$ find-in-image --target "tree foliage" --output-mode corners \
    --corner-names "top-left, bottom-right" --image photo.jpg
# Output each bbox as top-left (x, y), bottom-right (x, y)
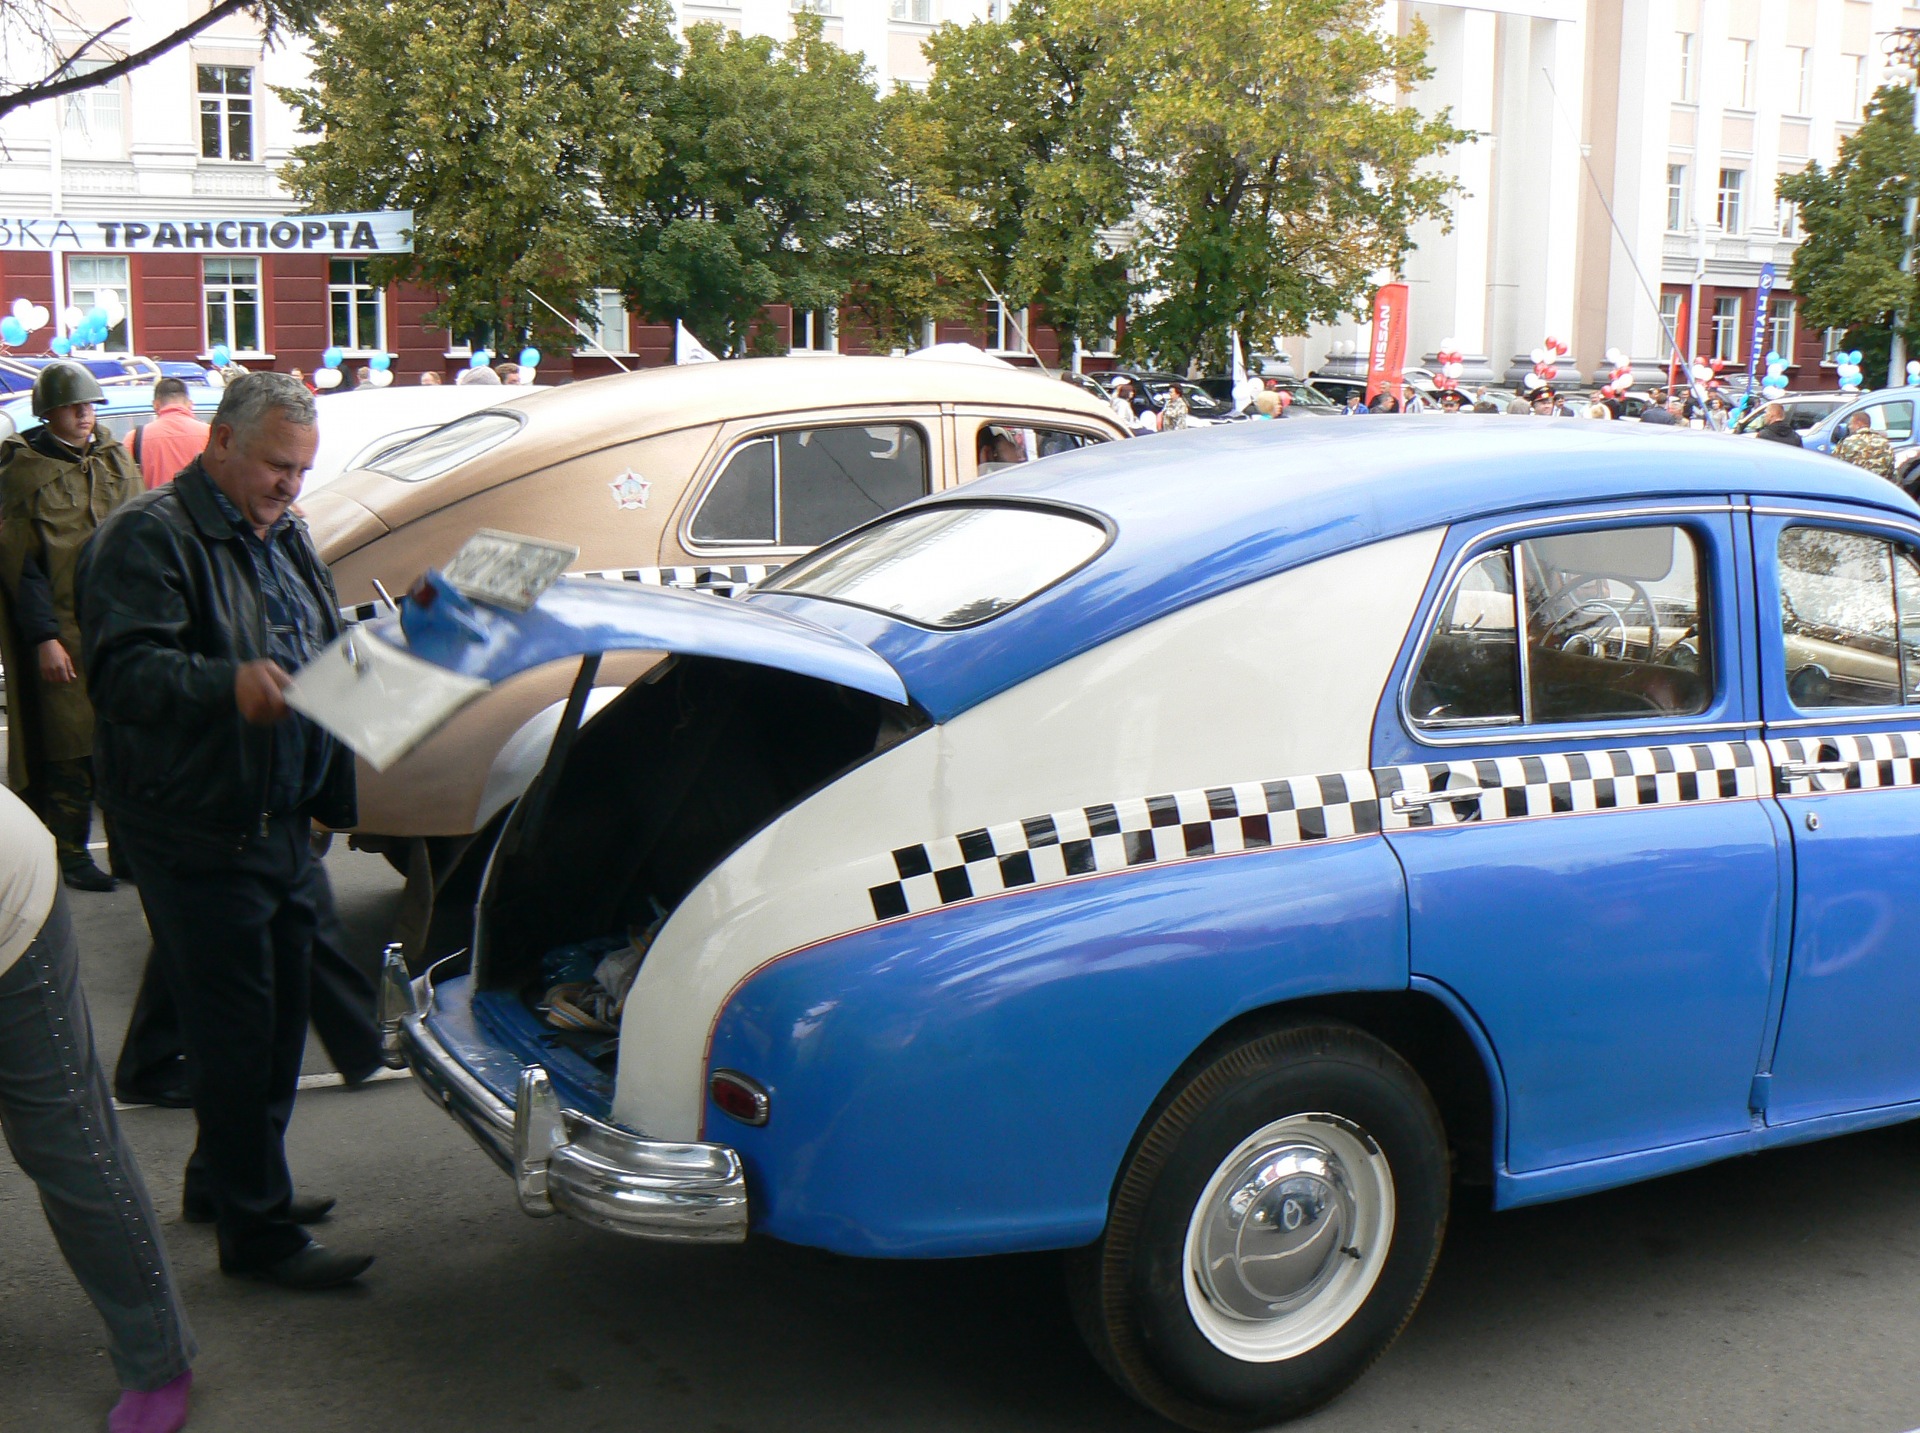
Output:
top-left (923, 0), bottom-right (1462, 369)
top-left (280, 0), bottom-right (675, 348)
top-left (609, 16), bottom-right (884, 354)
top-left (1779, 85), bottom-right (1920, 352)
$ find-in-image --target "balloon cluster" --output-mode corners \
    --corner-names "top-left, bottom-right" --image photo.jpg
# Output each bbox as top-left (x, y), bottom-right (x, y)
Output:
top-left (1523, 335), bottom-right (1567, 392)
top-left (315, 345), bottom-right (346, 390)
top-left (61, 295), bottom-right (124, 350)
top-left (1432, 339), bottom-right (1465, 392)
top-left (517, 346), bottom-right (540, 385)
top-left (1835, 349), bottom-right (1865, 391)
top-left (365, 351), bottom-right (394, 388)
top-left (1761, 351), bottom-right (1792, 400)
top-left (1598, 346), bottom-right (1637, 399)
top-left (1688, 355), bottom-right (1728, 388)
top-left (0, 297), bottom-right (50, 348)
top-left (1907, 359), bottom-right (1920, 388)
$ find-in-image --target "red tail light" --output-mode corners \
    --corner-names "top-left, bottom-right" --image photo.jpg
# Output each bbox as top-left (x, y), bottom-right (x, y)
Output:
top-left (710, 1070), bottom-right (769, 1127)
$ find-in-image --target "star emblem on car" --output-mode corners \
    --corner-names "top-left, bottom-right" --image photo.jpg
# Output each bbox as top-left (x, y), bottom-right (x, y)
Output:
top-left (609, 470), bottom-right (651, 509)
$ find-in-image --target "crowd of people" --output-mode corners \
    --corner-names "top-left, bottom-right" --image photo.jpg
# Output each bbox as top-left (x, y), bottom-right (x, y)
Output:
top-left (2, 364), bottom-right (382, 1433)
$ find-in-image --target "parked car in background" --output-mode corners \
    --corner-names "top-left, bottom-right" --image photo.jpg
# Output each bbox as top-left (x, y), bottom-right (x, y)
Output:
top-left (0, 382), bottom-right (222, 447)
top-left (355, 417), bottom-right (1920, 1428)
top-left (1795, 388), bottom-right (1919, 485)
top-left (303, 385), bottom-right (511, 493)
top-left (1091, 368), bottom-right (1233, 421)
top-left (300, 356), bottom-right (1128, 954)
top-left (1731, 391), bottom-right (1849, 437)
top-left (1307, 368), bottom-right (1442, 409)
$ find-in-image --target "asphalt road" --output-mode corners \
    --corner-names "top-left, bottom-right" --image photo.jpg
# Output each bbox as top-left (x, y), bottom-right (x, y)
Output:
top-left (6, 846), bottom-right (1920, 1433)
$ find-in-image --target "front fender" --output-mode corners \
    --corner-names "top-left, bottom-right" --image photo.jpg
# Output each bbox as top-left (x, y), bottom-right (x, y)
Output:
top-left (705, 836), bottom-right (1409, 1257)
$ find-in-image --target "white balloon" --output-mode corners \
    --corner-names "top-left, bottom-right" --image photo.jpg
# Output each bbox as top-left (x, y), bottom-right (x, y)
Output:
top-left (1523, 373), bottom-right (1546, 390)
top-left (1529, 347), bottom-right (1549, 365)
top-left (313, 367), bottom-right (342, 389)
top-left (102, 294), bottom-right (126, 325)
top-left (366, 368), bottom-right (394, 388)
top-left (62, 305), bottom-right (84, 329)
top-left (1689, 362), bottom-right (1714, 383)
top-left (25, 305), bottom-right (48, 332)
top-left (516, 365), bottom-right (537, 385)
top-left (9, 297), bottom-right (29, 321)
top-left (1443, 361), bottom-right (1464, 379)
top-left (1439, 337), bottom-right (1459, 354)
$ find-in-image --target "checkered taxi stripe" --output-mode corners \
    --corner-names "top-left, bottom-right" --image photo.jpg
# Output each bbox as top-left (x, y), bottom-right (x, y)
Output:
top-left (1768, 731), bottom-right (1920, 792)
top-left (339, 563), bottom-right (782, 623)
top-left (864, 740), bottom-right (1772, 922)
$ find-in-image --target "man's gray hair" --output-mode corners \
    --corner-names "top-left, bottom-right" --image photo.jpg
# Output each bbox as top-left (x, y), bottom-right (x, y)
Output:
top-left (212, 371), bottom-right (316, 437)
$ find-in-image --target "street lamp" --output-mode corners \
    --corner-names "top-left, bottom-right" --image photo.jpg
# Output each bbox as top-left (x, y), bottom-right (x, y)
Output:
top-left (1884, 27), bottom-right (1920, 387)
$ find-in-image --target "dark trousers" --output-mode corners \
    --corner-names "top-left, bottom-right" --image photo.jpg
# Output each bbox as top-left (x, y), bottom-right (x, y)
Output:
top-left (37, 755), bottom-right (95, 868)
top-left (0, 889), bottom-right (197, 1389)
top-left (116, 861), bottom-right (382, 1098)
top-left (118, 814), bottom-right (321, 1271)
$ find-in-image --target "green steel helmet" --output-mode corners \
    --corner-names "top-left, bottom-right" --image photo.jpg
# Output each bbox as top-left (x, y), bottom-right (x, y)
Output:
top-left (31, 360), bottom-right (105, 418)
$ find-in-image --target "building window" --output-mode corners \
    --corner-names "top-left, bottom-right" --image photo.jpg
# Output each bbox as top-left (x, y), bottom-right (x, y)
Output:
top-left (197, 65), bottom-right (254, 162)
top-left (62, 58), bottom-right (122, 160)
top-left (890, 0), bottom-right (932, 17)
top-left (1084, 316), bottom-right (1120, 357)
top-left (1824, 326), bottom-right (1847, 362)
top-left (1716, 168), bottom-right (1745, 232)
top-left (1790, 46), bottom-right (1813, 115)
top-left (67, 257), bottom-right (131, 353)
top-left (1847, 54), bottom-right (1869, 116)
top-left (1676, 32), bottom-right (1697, 101)
top-left (203, 257), bottom-right (261, 354)
top-left (1659, 292), bottom-right (1684, 361)
top-left (991, 300), bottom-right (1028, 354)
top-left (1666, 164), bottom-right (1688, 231)
top-left (1726, 39), bottom-right (1754, 108)
top-left (794, 307), bottom-right (836, 352)
top-left (576, 289), bottom-right (628, 353)
top-left (1712, 296), bottom-right (1742, 363)
top-left (1777, 193), bottom-right (1800, 240)
top-left (791, 0), bottom-right (837, 12)
top-left (328, 259), bottom-right (384, 352)
top-left (1768, 298), bottom-right (1797, 359)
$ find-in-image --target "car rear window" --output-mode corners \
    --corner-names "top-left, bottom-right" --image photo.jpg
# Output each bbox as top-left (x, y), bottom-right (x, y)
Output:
top-left (371, 411), bottom-right (523, 482)
top-left (760, 503), bottom-right (1107, 628)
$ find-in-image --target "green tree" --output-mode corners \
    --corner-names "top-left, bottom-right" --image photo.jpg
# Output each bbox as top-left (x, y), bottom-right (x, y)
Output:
top-left (833, 89), bottom-right (979, 352)
top-left (1779, 85), bottom-right (1920, 368)
top-left (611, 16), bottom-right (884, 354)
top-left (279, 0), bottom-right (674, 350)
top-left (922, 8), bottom-right (1133, 351)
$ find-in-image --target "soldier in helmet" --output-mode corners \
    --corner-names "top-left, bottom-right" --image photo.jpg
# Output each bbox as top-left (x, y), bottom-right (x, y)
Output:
top-left (0, 360), bottom-right (142, 890)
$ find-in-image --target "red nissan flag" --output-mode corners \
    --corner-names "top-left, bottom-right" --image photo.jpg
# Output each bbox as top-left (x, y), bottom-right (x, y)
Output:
top-left (1363, 283), bottom-right (1410, 405)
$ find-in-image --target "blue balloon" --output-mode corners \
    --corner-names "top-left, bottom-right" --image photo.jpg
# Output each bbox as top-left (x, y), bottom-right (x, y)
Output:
top-left (518, 347), bottom-right (541, 369)
top-left (468, 350), bottom-right (491, 369)
top-left (0, 316), bottom-right (25, 346)
top-left (49, 336), bottom-right (70, 356)
top-left (210, 343), bottom-right (232, 367)
top-left (322, 345), bottom-right (345, 369)
top-left (368, 351), bottom-right (392, 371)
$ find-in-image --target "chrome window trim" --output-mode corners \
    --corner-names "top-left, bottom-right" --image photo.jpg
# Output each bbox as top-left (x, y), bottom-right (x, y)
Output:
top-left (1400, 504), bottom-right (1739, 750)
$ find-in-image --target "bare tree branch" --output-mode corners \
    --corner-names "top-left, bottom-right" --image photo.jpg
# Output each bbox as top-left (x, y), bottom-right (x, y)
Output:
top-left (0, 0), bottom-right (252, 123)
top-left (44, 19), bottom-right (132, 82)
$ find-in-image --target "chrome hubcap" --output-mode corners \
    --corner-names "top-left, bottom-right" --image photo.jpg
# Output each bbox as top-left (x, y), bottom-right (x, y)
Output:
top-left (1183, 1114), bottom-right (1394, 1362)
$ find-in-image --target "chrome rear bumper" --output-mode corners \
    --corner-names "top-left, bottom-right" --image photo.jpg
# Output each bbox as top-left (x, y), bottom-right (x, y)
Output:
top-left (387, 951), bottom-right (748, 1244)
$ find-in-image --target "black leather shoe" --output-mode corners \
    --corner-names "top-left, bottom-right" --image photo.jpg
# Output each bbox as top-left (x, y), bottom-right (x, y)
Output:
top-left (235, 1242), bottom-right (374, 1290)
top-left (184, 1193), bottom-right (335, 1226)
top-left (62, 860), bottom-right (116, 893)
top-left (114, 1082), bottom-right (194, 1110)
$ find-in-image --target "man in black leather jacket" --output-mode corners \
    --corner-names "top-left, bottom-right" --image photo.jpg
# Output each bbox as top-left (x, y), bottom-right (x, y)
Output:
top-left (77, 372), bottom-right (374, 1291)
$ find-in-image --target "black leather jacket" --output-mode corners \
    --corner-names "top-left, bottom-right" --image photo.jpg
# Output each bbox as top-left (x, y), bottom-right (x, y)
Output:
top-left (77, 460), bottom-right (356, 849)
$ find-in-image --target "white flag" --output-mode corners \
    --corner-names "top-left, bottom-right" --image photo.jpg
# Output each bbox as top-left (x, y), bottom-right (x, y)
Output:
top-left (675, 320), bottom-right (719, 365)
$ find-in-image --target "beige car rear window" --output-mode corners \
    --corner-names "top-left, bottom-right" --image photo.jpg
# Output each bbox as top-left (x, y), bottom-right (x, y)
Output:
top-left (371, 411), bottom-right (525, 483)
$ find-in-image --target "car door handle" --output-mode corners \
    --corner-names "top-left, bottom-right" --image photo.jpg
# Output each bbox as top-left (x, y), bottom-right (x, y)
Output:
top-left (1390, 786), bottom-right (1488, 812)
top-left (1776, 760), bottom-right (1853, 782)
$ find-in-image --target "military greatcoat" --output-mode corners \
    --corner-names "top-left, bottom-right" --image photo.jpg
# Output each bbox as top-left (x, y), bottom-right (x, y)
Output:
top-left (0, 427), bottom-right (142, 790)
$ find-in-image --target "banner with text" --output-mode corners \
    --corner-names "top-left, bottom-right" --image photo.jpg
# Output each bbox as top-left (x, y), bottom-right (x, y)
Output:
top-left (0, 210), bottom-right (413, 255)
top-left (1363, 282), bottom-right (1410, 405)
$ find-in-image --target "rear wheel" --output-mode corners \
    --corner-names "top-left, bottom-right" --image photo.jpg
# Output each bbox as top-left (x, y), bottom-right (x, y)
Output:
top-left (1068, 1023), bottom-right (1449, 1430)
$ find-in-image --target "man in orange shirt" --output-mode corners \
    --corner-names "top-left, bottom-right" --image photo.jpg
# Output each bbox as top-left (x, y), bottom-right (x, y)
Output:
top-left (132, 379), bottom-right (209, 490)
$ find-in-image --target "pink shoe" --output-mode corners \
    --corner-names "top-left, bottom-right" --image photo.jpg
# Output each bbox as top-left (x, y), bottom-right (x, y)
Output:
top-left (109, 1370), bottom-right (192, 1433)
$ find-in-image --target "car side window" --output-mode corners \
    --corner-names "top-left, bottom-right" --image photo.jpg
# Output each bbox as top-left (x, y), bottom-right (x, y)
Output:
top-left (972, 422), bottom-right (1107, 475)
top-left (691, 423), bottom-right (930, 549)
top-left (1863, 402), bottom-right (1916, 442)
top-left (1411, 524), bottom-right (1712, 730)
top-left (1778, 526), bottom-right (1920, 708)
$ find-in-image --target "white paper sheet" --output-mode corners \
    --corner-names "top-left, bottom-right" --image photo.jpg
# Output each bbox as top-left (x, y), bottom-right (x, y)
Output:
top-left (284, 629), bottom-right (491, 772)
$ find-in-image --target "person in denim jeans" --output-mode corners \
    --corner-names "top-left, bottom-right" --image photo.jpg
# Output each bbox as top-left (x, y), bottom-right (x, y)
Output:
top-left (0, 784), bottom-right (196, 1432)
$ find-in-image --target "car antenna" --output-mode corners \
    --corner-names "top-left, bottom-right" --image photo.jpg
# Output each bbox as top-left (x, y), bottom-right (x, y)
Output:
top-left (371, 578), bottom-right (399, 615)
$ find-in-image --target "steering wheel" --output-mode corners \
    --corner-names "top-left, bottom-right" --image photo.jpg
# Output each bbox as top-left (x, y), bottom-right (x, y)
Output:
top-left (1534, 573), bottom-right (1660, 658)
top-left (1539, 599), bottom-right (1631, 659)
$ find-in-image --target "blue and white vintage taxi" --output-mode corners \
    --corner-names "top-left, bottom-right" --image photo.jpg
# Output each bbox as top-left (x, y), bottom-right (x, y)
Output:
top-left (351, 418), bottom-right (1920, 1428)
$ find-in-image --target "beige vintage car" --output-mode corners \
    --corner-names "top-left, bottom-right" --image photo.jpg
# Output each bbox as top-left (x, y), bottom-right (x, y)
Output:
top-left (300, 356), bottom-right (1127, 946)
